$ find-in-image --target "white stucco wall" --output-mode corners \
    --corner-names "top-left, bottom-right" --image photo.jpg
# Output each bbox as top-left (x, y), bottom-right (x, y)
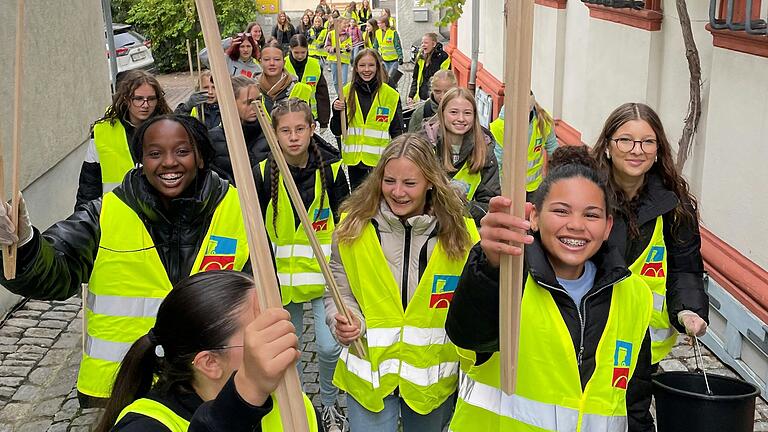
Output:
top-left (531, 5), bottom-right (566, 117)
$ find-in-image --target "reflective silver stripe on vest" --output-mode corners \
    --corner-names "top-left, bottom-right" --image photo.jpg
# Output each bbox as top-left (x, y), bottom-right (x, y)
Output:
top-left (650, 325), bottom-right (676, 342)
top-left (102, 182), bottom-right (121, 195)
top-left (340, 347), bottom-right (458, 389)
top-left (652, 292), bottom-right (665, 312)
top-left (346, 128), bottom-right (390, 140)
top-left (277, 272), bottom-right (326, 287)
top-left (528, 153), bottom-right (542, 169)
top-left (84, 335), bottom-right (133, 363)
top-left (273, 244), bottom-right (332, 260)
top-left (365, 326), bottom-right (450, 348)
top-left (458, 375), bottom-right (580, 432)
top-left (87, 291), bottom-right (163, 318)
top-left (342, 144), bottom-right (387, 158)
top-left (526, 170), bottom-right (541, 185)
top-left (581, 412), bottom-right (628, 431)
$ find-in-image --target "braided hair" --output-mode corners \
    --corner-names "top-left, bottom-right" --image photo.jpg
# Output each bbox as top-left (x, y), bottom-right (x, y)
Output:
top-left (269, 98), bottom-right (328, 238)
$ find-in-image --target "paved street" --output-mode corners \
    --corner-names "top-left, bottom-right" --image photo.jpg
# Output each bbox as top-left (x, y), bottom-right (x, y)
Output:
top-left (0, 67), bottom-right (765, 430)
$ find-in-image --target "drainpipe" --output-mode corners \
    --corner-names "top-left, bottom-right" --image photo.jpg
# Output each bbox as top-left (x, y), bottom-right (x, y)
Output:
top-left (103, 0), bottom-right (118, 93)
top-left (467, 0), bottom-right (480, 92)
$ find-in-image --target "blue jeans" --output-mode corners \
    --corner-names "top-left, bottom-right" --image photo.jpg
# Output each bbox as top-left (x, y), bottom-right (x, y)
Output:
top-left (347, 392), bottom-right (456, 432)
top-left (329, 62), bottom-right (350, 91)
top-left (383, 60), bottom-right (399, 79)
top-left (285, 298), bottom-right (342, 407)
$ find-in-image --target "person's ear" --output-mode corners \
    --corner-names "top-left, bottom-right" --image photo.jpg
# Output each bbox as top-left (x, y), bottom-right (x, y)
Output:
top-left (310, 121), bottom-right (317, 134)
top-left (603, 214), bottom-right (614, 241)
top-left (529, 205), bottom-right (540, 232)
top-left (192, 350), bottom-right (226, 381)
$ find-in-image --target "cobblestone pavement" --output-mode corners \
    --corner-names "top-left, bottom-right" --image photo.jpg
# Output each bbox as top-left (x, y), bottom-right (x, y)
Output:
top-left (1, 70), bottom-right (766, 430)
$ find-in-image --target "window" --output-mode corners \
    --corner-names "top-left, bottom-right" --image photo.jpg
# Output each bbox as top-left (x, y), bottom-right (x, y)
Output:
top-left (582, 0), bottom-right (663, 31)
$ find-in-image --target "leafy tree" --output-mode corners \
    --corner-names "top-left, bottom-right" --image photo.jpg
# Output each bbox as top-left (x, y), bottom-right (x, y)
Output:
top-left (418, 0), bottom-right (466, 27)
top-left (125, 0), bottom-right (258, 72)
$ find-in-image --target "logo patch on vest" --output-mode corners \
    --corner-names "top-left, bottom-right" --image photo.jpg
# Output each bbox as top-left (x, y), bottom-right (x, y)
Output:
top-left (639, 246), bottom-right (665, 278)
top-left (429, 275), bottom-right (459, 308)
top-left (612, 340), bottom-right (633, 390)
top-left (450, 179), bottom-right (471, 197)
top-left (375, 107), bottom-right (391, 122)
top-left (312, 208), bottom-right (331, 232)
top-left (200, 235), bottom-right (237, 271)
top-left (306, 75), bottom-right (318, 87)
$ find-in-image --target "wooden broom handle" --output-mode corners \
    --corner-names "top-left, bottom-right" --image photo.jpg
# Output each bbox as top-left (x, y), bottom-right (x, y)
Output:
top-left (333, 20), bottom-right (348, 142)
top-left (194, 1), bottom-right (308, 430)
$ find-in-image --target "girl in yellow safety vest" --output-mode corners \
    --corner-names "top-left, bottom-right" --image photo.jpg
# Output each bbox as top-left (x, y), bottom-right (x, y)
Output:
top-left (93, 271), bottom-right (319, 431)
top-left (593, 103), bottom-right (708, 430)
top-left (285, 34), bottom-right (331, 130)
top-left (422, 87), bottom-right (501, 226)
top-left (175, 70), bottom-right (222, 131)
top-left (373, 14), bottom-right (403, 79)
top-left (257, 42), bottom-right (314, 117)
top-left (331, 48), bottom-right (404, 189)
top-left (324, 133), bottom-right (479, 432)
top-left (254, 98), bottom-right (351, 432)
top-left (0, 115), bottom-right (251, 408)
top-left (324, 17), bottom-right (353, 91)
top-left (308, 15), bottom-right (329, 65)
top-left (445, 146), bottom-right (655, 432)
top-left (76, 69), bottom-right (172, 209)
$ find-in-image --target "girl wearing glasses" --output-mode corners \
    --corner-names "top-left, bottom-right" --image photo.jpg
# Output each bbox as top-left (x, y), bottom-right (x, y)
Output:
top-left (75, 70), bottom-right (171, 210)
top-left (254, 98), bottom-right (350, 432)
top-left (0, 115), bottom-right (251, 409)
top-left (592, 102), bottom-right (708, 431)
top-left (93, 271), bottom-right (319, 431)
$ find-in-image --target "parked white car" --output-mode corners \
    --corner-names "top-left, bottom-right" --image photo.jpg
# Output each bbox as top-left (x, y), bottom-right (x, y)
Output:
top-left (107, 23), bottom-right (155, 80)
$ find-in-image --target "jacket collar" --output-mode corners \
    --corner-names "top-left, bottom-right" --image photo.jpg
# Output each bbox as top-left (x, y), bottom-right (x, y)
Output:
top-left (634, 171), bottom-right (679, 225)
top-left (525, 234), bottom-right (631, 295)
top-left (374, 200), bottom-right (437, 236)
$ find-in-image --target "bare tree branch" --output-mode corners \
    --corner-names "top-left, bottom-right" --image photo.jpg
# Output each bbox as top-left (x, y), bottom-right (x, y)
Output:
top-left (675, 0), bottom-right (702, 172)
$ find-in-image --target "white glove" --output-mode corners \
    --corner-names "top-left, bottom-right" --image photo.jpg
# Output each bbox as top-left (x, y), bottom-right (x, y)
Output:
top-left (0, 193), bottom-right (32, 247)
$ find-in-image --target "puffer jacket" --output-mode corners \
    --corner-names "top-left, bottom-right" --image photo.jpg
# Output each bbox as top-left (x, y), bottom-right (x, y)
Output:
top-left (209, 121), bottom-right (268, 184)
top-left (254, 134), bottom-right (349, 225)
top-left (0, 168), bottom-right (248, 300)
top-left (422, 119), bottom-right (501, 225)
top-left (608, 171), bottom-right (708, 332)
top-left (406, 95), bottom-right (438, 133)
top-left (324, 201), bottom-right (439, 337)
top-left (445, 238), bottom-right (653, 432)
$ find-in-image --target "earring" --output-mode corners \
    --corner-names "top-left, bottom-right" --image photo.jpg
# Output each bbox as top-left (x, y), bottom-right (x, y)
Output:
top-left (655, 155), bottom-right (658, 162)
top-left (605, 150), bottom-right (611, 160)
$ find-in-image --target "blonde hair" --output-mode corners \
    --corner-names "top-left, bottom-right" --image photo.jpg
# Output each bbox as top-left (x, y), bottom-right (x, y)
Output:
top-left (196, 70), bottom-right (212, 92)
top-left (436, 87), bottom-right (487, 174)
top-left (531, 94), bottom-right (554, 139)
top-left (429, 69), bottom-right (457, 90)
top-left (336, 134), bottom-right (472, 260)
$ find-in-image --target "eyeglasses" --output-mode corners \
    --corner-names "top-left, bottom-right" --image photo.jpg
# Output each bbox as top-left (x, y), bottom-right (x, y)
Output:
top-left (208, 344), bottom-right (244, 351)
top-left (130, 96), bottom-right (159, 107)
top-left (277, 126), bottom-right (310, 137)
top-left (610, 137), bottom-right (658, 153)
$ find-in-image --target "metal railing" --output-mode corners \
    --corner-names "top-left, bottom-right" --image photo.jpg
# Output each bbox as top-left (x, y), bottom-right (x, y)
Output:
top-left (581, 0), bottom-right (646, 9)
top-left (709, 0), bottom-right (767, 34)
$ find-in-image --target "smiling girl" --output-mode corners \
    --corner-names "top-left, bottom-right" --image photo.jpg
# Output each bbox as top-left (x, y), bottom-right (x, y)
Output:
top-left (0, 115), bottom-right (250, 408)
top-left (446, 146), bottom-right (653, 431)
top-left (254, 98), bottom-right (350, 432)
top-left (422, 87), bottom-right (500, 225)
top-left (324, 133), bottom-right (478, 432)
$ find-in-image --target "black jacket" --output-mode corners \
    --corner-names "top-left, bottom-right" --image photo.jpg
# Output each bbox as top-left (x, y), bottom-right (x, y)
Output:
top-left (272, 24), bottom-right (297, 46)
top-left (113, 375), bottom-right (274, 431)
top-left (409, 44), bottom-right (450, 101)
top-left (330, 78), bottom-right (404, 141)
top-left (209, 121), bottom-right (269, 184)
top-left (607, 171), bottom-right (708, 333)
top-left (287, 56), bottom-right (332, 128)
top-left (446, 239), bottom-right (653, 432)
top-left (0, 169), bottom-right (248, 300)
top-left (254, 134), bottom-right (349, 226)
top-left (76, 117), bottom-right (137, 211)
top-left (175, 102), bottom-right (223, 131)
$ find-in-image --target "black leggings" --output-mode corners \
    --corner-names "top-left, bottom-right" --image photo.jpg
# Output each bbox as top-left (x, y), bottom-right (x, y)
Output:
top-left (348, 164), bottom-right (373, 190)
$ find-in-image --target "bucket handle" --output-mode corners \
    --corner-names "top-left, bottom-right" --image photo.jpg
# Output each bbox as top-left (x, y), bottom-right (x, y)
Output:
top-left (693, 336), bottom-right (714, 396)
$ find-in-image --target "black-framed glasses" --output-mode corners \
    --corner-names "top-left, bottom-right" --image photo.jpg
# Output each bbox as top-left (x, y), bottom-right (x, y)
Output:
top-left (130, 96), bottom-right (159, 107)
top-left (610, 137), bottom-right (658, 153)
top-left (208, 344), bottom-right (244, 351)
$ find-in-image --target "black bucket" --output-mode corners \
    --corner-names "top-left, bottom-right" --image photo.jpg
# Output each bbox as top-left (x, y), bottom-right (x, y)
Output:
top-left (652, 371), bottom-right (760, 432)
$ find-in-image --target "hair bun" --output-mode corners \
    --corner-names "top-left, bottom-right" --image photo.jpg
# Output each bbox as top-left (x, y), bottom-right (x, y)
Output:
top-left (549, 145), bottom-right (598, 171)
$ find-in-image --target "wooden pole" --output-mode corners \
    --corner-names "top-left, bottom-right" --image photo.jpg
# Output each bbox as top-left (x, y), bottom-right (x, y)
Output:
top-left (196, 38), bottom-right (205, 123)
top-left (194, 1), bottom-right (308, 430)
top-left (5, 0), bottom-right (25, 280)
top-left (186, 39), bottom-right (194, 80)
top-left (333, 20), bottom-right (348, 142)
top-left (499, 0), bottom-right (535, 395)
top-left (252, 97), bottom-right (367, 359)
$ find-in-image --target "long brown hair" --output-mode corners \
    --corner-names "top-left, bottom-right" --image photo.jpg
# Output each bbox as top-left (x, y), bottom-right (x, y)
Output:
top-left (268, 98), bottom-right (328, 238)
top-left (97, 70), bottom-right (171, 127)
top-left (592, 102), bottom-right (698, 237)
top-left (531, 93), bottom-right (554, 138)
top-left (336, 134), bottom-right (472, 260)
top-left (345, 49), bottom-right (389, 121)
top-left (435, 87), bottom-right (487, 174)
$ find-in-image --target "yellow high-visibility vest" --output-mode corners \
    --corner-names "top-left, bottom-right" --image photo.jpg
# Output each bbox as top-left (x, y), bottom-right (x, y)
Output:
top-left (490, 115), bottom-right (550, 192)
top-left (375, 28), bottom-right (398, 61)
top-left (449, 273), bottom-right (653, 431)
top-left (326, 30), bottom-right (352, 64)
top-left (284, 56), bottom-right (323, 118)
top-left (308, 27), bottom-right (328, 58)
top-left (450, 161), bottom-right (481, 201)
top-left (78, 187), bottom-right (249, 399)
top-left (413, 56), bottom-right (451, 102)
top-left (341, 82), bottom-right (399, 167)
top-left (93, 120), bottom-right (134, 194)
top-left (629, 216), bottom-right (677, 363)
top-left (333, 218), bottom-right (479, 414)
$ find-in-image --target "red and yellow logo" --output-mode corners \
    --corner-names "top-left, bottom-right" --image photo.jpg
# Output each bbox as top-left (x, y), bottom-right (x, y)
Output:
top-left (199, 235), bottom-right (237, 271)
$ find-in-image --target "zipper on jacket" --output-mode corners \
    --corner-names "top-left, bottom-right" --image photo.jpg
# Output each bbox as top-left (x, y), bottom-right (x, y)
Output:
top-left (539, 274), bottom-right (628, 366)
top-left (401, 225), bottom-right (412, 311)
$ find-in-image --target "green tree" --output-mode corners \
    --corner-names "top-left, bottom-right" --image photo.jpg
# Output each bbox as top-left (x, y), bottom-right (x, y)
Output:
top-left (418, 0), bottom-right (466, 27)
top-left (126, 0), bottom-right (258, 72)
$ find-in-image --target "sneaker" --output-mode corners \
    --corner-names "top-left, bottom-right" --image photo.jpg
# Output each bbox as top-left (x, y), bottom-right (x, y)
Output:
top-left (321, 403), bottom-right (348, 432)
